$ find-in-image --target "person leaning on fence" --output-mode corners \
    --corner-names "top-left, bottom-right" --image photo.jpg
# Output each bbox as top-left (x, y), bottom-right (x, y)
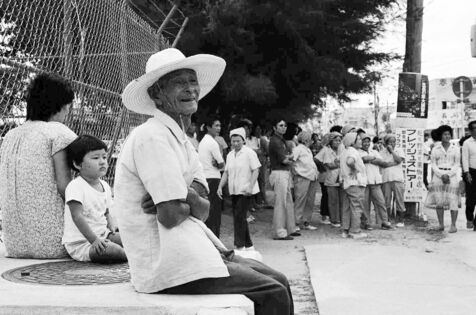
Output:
top-left (198, 116), bottom-right (225, 237)
top-left (292, 131), bottom-right (319, 230)
top-left (425, 125), bottom-right (460, 233)
top-left (113, 48), bottom-right (294, 315)
top-left (358, 134), bottom-right (393, 230)
top-left (63, 135), bottom-right (127, 262)
top-left (340, 132), bottom-right (368, 239)
top-left (380, 134), bottom-right (406, 228)
top-left (0, 73), bottom-right (77, 258)
top-left (218, 127), bottom-right (261, 251)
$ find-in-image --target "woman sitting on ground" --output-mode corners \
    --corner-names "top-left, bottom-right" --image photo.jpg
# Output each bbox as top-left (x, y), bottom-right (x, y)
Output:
top-left (0, 73), bottom-right (77, 258)
top-left (425, 125), bottom-right (460, 233)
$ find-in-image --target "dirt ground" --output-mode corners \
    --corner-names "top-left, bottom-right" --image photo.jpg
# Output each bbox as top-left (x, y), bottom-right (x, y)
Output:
top-left (218, 190), bottom-right (452, 315)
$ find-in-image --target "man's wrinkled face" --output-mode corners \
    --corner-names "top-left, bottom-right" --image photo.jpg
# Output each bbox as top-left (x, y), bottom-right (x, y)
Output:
top-left (151, 69), bottom-right (200, 115)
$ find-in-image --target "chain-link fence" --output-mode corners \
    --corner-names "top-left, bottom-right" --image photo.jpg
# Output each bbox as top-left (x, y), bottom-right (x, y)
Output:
top-left (0, 0), bottom-right (187, 184)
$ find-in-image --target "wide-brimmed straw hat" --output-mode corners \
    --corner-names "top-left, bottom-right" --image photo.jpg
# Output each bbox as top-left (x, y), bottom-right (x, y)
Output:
top-left (122, 48), bottom-right (226, 115)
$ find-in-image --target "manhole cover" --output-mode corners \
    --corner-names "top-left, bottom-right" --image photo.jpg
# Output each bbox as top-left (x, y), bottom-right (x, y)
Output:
top-left (2, 260), bottom-right (130, 285)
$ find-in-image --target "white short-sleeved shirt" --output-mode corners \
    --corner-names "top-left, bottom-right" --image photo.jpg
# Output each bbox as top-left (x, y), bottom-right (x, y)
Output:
top-left (340, 147), bottom-right (367, 190)
top-left (359, 148), bottom-right (383, 185)
top-left (198, 134), bottom-right (224, 179)
top-left (380, 147), bottom-right (405, 183)
top-left (293, 144), bottom-right (318, 181)
top-left (113, 110), bottom-right (228, 293)
top-left (62, 176), bottom-right (112, 244)
top-left (225, 146), bottom-right (261, 195)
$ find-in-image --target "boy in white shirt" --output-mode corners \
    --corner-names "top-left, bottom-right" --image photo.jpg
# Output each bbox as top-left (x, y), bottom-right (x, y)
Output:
top-left (63, 135), bottom-right (127, 263)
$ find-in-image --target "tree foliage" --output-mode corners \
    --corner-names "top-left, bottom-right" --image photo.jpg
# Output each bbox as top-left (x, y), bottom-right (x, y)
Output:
top-left (175, 0), bottom-right (399, 124)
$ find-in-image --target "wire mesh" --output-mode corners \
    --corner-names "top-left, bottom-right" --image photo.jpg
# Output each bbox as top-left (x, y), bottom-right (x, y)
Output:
top-left (0, 0), bottom-right (187, 184)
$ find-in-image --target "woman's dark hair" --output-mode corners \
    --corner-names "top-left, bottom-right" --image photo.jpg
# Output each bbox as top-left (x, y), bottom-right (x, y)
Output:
top-left (67, 135), bottom-right (108, 172)
top-left (270, 118), bottom-right (286, 128)
top-left (468, 120), bottom-right (476, 130)
top-left (26, 73), bottom-right (74, 121)
top-left (330, 125), bottom-right (342, 133)
top-left (436, 125), bottom-right (453, 141)
top-left (283, 122), bottom-right (298, 141)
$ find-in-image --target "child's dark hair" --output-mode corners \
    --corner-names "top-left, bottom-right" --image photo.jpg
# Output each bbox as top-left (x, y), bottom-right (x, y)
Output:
top-left (67, 135), bottom-right (108, 171)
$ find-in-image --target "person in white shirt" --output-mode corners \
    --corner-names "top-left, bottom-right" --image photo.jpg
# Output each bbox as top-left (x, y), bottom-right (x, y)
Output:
top-left (359, 134), bottom-right (393, 230)
top-left (218, 127), bottom-right (260, 250)
top-left (380, 134), bottom-right (406, 227)
top-left (462, 120), bottom-right (476, 230)
top-left (63, 135), bottom-right (126, 262)
top-left (198, 116), bottom-right (225, 237)
top-left (340, 132), bottom-right (368, 239)
top-left (115, 48), bottom-right (293, 315)
top-left (425, 125), bottom-right (460, 232)
top-left (292, 131), bottom-right (319, 230)
top-left (186, 121), bottom-right (199, 151)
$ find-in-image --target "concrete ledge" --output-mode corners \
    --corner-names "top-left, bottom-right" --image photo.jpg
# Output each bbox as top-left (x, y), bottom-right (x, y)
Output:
top-left (0, 245), bottom-right (254, 315)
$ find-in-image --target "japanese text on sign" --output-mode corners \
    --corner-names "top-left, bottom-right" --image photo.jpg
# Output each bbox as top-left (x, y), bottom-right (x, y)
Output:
top-left (395, 128), bottom-right (425, 202)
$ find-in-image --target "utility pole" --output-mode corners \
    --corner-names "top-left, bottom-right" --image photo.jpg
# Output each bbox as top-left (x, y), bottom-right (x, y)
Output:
top-left (403, 0), bottom-right (424, 218)
top-left (403, 0), bottom-right (423, 73)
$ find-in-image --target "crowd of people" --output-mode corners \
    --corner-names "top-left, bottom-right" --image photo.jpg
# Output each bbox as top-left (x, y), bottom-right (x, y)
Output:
top-left (1, 47), bottom-right (476, 315)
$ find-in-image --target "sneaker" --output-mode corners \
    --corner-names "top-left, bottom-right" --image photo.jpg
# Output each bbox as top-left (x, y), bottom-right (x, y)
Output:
top-left (303, 222), bottom-right (318, 230)
top-left (295, 226), bottom-right (301, 232)
top-left (321, 216), bottom-right (331, 225)
top-left (250, 207), bottom-right (257, 213)
top-left (349, 232), bottom-right (368, 239)
top-left (247, 215), bottom-right (256, 223)
top-left (395, 222), bottom-right (405, 228)
top-left (341, 231), bottom-right (350, 238)
top-left (331, 222), bottom-right (342, 228)
top-left (467, 221), bottom-right (474, 229)
top-left (290, 232), bottom-right (301, 237)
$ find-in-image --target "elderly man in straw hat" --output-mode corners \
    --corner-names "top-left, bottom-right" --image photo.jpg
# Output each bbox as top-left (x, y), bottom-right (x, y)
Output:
top-left (113, 48), bottom-right (293, 315)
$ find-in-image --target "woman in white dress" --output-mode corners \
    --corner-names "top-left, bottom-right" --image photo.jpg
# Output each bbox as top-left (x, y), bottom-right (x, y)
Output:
top-left (425, 125), bottom-right (460, 233)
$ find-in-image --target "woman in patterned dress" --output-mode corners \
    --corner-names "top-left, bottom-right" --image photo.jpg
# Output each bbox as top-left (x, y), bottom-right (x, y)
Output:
top-left (0, 73), bottom-right (77, 258)
top-left (425, 125), bottom-right (460, 233)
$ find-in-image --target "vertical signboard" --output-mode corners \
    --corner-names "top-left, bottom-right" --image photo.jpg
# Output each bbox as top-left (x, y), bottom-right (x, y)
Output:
top-left (396, 72), bottom-right (429, 128)
top-left (396, 128), bottom-right (426, 202)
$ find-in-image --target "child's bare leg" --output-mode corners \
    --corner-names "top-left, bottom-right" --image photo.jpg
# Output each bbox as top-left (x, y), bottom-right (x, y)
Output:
top-left (107, 232), bottom-right (123, 246)
top-left (89, 241), bottom-right (127, 263)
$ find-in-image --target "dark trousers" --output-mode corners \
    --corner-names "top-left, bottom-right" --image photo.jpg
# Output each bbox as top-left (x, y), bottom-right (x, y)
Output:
top-left (465, 168), bottom-right (476, 223)
top-left (320, 182), bottom-right (329, 216)
top-left (161, 254), bottom-right (294, 315)
top-left (205, 178), bottom-right (222, 237)
top-left (423, 163), bottom-right (429, 188)
top-left (232, 195), bottom-right (253, 248)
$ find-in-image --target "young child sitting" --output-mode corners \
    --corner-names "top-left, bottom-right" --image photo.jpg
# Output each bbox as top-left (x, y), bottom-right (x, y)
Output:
top-left (62, 135), bottom-right (127, 263)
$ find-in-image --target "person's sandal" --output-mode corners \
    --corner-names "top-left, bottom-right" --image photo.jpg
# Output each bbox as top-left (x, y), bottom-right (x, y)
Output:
top-left (273, 236), bottom-right (294, 240)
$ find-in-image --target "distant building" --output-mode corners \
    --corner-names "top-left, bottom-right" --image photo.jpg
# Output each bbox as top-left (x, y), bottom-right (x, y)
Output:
top-left (428, 76), bottom-right (476, 138)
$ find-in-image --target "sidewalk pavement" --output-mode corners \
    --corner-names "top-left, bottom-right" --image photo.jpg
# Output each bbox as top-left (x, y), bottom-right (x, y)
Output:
top-left (305, 229), bottom-right (476, 315)
top-left (0, 244), bottom-right (253, 315)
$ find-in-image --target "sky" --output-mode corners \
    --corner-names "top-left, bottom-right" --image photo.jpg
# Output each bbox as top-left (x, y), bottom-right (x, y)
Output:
top-left (349, 0), bottom-right (476, 108)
